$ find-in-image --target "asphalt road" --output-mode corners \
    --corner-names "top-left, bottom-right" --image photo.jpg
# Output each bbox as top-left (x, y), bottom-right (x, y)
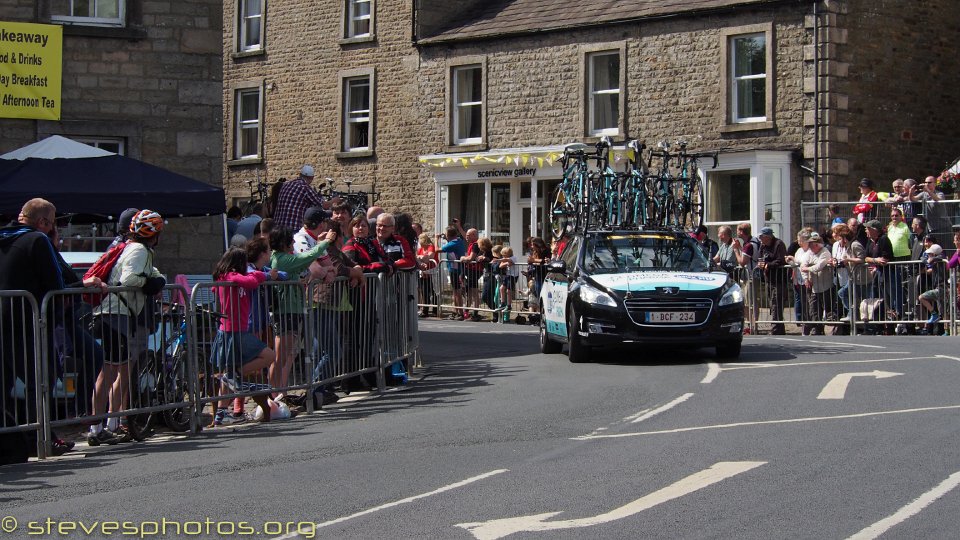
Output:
top-left (2, 321), bottom-right (960, 540)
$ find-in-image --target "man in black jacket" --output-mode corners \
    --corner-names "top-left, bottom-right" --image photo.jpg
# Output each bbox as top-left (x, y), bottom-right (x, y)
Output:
top-left (757, 227), bottom-right (788, 335)
top-left (0, 198), bottom-right (72, 460)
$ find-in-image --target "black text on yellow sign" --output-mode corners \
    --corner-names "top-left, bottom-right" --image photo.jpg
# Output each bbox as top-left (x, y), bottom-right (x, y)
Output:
top-left (0, 21), bottom-right (62, 121)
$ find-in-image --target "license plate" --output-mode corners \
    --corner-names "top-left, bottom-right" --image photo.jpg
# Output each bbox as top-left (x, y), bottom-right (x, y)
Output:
top-left (645, 311), bottom-right (696, 323)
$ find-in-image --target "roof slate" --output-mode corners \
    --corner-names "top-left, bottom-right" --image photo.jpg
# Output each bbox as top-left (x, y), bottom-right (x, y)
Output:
top-left (419, 0), bottom-right (788, 43)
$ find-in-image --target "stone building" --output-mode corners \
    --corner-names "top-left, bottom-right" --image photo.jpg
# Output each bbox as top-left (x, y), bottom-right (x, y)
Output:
top-left (0, 0), bottom-right (224, 275)
top-left (224, 0), bottom-right (960, 247)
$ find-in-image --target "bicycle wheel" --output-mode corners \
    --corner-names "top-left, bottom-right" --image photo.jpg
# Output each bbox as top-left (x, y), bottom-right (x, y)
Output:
top-left (549, 184), bottom-right (575, 240)
top-left (126, 351), bottom-right (160, 441)
top-left (161, 350), bottom-right (192, 432)
top-left (688, 168), bottom-right (704, 230)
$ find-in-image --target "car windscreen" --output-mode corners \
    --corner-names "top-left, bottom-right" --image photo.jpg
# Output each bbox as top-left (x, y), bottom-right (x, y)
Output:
top-left (582, 234), bottom-right (710, 274)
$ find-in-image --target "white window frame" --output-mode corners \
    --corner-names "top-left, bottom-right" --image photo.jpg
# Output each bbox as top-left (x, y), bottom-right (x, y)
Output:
top-left (344, 76), bottom-right (371, 152)
top-left (452, 65), bottom-right (483, 145)
top-left (51, 0), bottom-right (125, 27)
top-left (587, 51), bottom-right (621, 136)
top-left (730, 32), bottom-right (767, 123)
top-left (345, 0), bottom-right (372, 39)
top-left (238, 0), bottom-right (264, 52)
top-left (233, 86), bottom-right (263, 161)
top-left (72, 136), bottom-right (125, 155)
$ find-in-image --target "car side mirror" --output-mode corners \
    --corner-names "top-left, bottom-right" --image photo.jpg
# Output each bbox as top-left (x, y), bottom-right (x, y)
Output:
top-left (548, 260), bottom-right (567, 274)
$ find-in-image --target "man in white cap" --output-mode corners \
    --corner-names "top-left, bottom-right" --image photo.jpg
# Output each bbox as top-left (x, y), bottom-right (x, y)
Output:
top-left (272, 164), bottom-right (325, 231)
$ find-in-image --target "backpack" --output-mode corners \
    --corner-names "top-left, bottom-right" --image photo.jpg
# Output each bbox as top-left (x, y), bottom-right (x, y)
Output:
top-left (81, 241), bottom-right (127, 305)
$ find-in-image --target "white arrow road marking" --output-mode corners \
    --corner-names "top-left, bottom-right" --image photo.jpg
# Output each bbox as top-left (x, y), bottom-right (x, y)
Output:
top-left (270, 469), bottom-right (509, 539)
top-left (817, 370), bottom-right (903, 400)
top-left (456, 461), bottom-right (765, 540)
top-left (847, 469), bottom-right (960, 540)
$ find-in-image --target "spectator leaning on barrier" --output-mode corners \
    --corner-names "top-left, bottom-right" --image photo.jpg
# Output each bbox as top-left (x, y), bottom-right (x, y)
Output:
top-left (863, 219), bottom-right (895, 320)
top-left (417, 233), bottom-right (439, 318)
top-left (209, 248), bottom-right (277, 425)
top-left (837, 223), bottom-right (871, 322)
top-left (917, 241), bottom-right (945, 333)
top-left (272, 165), bottom-right (325, 231)
top-left (733, 222), bottom-right (760, 332)
top-left (459, 228), bottom-right (485, 322)
top-left (437, 225), bottom-right (467, 320)
top-left (93, 210), bottom-right (166, 444)
top-left (0, 198), bottom-right (77, 458)
top-left (785, 228), bottom-right (812, 325)
top-left (798, 232), bottom-right (833, 335)
top-left (267, 225), bottom-right (335, 402)
top-left (757, 227), bottom-right (787, 335)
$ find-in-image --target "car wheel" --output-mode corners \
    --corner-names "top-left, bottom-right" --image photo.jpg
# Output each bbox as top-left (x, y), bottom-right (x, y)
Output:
top-left (540, 312), bottom-right (562, 354)
top-left (567, 309), bottom-right (590, 363)
top-left (716, 340), bottom-right (742, 359)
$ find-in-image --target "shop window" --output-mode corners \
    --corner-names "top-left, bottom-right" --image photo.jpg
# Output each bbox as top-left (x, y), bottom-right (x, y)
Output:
top-left (452, 65), bottom-right (483, 145)
top-left (238, 0), bottom-right (264, 53)
top-left (232, 85), bottom-right (262, 161)
top-left (344, 0), bottom-right (373, 39)
top-left (51, 0), bottom-right (125, 27)
top-left (587, 51), bottom-right (620, 136)
top-left (707, 170), bottom-right (750, 222)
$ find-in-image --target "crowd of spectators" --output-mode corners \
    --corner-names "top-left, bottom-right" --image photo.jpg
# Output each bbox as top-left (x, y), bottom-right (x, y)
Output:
top-left (713, 175), bottom-right (959, 337)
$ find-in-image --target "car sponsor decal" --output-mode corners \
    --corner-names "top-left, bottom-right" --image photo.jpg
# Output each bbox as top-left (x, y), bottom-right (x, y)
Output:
top-left (590, 272), bottom-right (726, 292)
top-left (543, 278), bottom-right (567, 335)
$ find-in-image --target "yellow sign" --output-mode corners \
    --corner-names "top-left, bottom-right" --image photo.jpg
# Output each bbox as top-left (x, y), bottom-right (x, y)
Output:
top-left (0, 21), bottom-right (62, 120)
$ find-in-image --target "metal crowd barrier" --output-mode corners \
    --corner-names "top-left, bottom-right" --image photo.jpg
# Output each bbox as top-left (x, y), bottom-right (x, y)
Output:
top-left (37, 284), bottom-right (190, 456)
top-left (741, 258), bottom-right (956, 336)
top-left (423, 260), bottom-right (537, 323)
top-left (0, 291), bottom-right (43, 459)
top-left (1, 270), bottom-right (419, 460)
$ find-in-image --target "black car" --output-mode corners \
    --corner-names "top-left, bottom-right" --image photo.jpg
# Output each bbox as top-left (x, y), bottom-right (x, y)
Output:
top-left (538, 229), bottom-right (744, 362)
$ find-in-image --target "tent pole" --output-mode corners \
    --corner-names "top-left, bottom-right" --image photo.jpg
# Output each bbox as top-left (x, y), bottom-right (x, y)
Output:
top-left (222, 214), bottom-right (228, 251)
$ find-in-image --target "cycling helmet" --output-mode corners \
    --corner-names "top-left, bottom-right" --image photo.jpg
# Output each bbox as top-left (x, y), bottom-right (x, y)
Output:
top-left (129, 209), bottom-right (164, 239)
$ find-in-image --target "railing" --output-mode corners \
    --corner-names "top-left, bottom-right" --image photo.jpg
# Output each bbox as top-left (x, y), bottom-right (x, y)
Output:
top-left (418, 260), bottom-right (538, 323)
top-left (0, 271), bottom-right (419, 460)
top-left (738, 258), bottom-right (957, 336)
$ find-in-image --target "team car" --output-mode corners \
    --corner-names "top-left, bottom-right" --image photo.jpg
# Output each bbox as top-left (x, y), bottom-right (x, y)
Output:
top-left (538, 229), bottom-right (744, 362)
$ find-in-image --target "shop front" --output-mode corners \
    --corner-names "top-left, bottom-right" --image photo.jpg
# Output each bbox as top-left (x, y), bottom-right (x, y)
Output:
top-left (420, 146), bottom-right (567, 252)
top-left (419, 146), bottom-right (794, 251)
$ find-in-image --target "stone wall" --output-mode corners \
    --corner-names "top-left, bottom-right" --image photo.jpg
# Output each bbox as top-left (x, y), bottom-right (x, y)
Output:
top-left (0, 0), bottom-right (224, 276)
top-left (223, 0), bottom-right (433, 225)
top-left (835, 0), bottom-right (960, 196)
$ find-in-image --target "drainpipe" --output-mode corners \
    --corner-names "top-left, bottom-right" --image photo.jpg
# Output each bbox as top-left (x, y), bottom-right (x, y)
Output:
top-left (812, 0), bottom-right (820, 203)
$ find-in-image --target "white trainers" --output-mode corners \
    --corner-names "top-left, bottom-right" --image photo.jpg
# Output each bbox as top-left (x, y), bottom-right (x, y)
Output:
top-left (839, 314), bottom-right (851, 322)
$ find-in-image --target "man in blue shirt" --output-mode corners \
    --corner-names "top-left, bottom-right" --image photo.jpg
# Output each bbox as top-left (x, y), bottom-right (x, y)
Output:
top-left (437, 225), bottom-right (467, 320)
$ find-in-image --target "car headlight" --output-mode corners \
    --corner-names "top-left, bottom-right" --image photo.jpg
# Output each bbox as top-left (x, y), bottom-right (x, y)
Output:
top-left (580, 283), bottom-right (618, 307)
top-left (719, 283), bottom-right (743, 306)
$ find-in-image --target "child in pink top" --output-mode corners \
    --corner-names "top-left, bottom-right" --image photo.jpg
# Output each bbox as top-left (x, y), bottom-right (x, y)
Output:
top-left (210, 247), bottom-right (278, 423)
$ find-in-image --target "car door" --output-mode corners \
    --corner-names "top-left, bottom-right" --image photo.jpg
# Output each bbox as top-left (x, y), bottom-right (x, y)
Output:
top-left (541, 236), bottom-right (580, 337)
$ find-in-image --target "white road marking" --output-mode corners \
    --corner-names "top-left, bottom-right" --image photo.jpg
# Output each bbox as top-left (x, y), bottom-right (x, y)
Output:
top-left (270, 469), bottom-right (509, 538)
top-left (702, 357), bottom-right (933, 384)
top-left (769, 337), bottom-right (888, 349)
top-left (630, 393), bottom-right (695, 423)
top-left (701, 363), bottom-right (721, 383)
top-left (572, 404), bottom-right (960, 440)
top-left (846, 470), bottom-right (960, 540)
top-left (456, 461), bottom-right (765, 540)
top-left (817, 370), bottom-right (903, 400)
top-left (935, 354), bottom-right (960, 362)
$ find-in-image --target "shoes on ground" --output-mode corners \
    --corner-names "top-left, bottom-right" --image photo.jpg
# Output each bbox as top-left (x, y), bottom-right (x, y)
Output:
top-left (928, 312), bottom-right (941, 325)
top-left (113, 425), bottom-right (133, 443)
top-left (87, 428), bottom-right (120, 447)
top-left (470, 313), bottom-right (483, 322)
top-left (51, 438), bottom-right (75, 456)
top-left (839, 314), bottom-right (851, 322)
